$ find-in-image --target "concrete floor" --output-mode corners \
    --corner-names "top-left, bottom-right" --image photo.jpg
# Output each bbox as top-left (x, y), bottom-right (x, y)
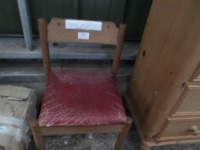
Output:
top-left (1, 38), bottom-right (200, 150)
top-left (29, 125), bottom-right (200, 150)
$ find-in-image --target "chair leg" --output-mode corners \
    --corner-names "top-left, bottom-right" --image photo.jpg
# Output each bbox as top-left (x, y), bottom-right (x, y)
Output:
top-left (30, 120), bottom-right (45, 150)
top-left (139, 142), bottom-right (151, 150)
top-left (114, 117), bottom-right (132, 150)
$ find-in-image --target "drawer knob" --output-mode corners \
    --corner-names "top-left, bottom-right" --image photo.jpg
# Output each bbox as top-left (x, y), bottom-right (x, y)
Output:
top-left (190, 126), bottom-right (200, 135)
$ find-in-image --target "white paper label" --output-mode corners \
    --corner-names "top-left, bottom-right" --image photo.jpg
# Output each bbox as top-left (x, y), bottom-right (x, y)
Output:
top-left (78, 32), bottom-right (90, 40)
top-left (65, 19), bottom-right (102, 31)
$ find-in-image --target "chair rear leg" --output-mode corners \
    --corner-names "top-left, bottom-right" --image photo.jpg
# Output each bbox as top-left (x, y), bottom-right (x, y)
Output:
top-left (114, 117), bottom-right (132, 150)
top-left (30, 120), bottom-right (45, 150)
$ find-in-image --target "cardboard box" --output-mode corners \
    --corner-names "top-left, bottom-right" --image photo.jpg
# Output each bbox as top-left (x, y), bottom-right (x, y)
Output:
top-left (0, 85), bottom-right (37, 150)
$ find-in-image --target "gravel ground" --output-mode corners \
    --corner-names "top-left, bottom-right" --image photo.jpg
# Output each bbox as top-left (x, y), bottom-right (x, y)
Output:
top-left (29, 125), bottom-right (200, 150)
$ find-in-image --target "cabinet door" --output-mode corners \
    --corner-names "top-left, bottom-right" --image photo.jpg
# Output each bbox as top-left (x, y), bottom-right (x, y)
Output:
top-left (127, 0), bottom-right (200, 138)
top-left (172, 83), bottom-right (200, 117)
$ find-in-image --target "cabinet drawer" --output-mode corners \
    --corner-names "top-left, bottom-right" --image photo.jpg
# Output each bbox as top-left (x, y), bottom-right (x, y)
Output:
top-left (172, 83), bottom-right (200, 117)
top-left (195, 75), bottom-right (200, 82)
top-left (193, 75), bottom-right (200, 82)
top-left (161, 118), bottom-right (200, 139)
top-left (191, 64), bottom-right (200, 81)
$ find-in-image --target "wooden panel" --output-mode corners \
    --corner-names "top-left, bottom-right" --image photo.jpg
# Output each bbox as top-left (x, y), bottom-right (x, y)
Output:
top-left (40, 124), bottom-right (123, 135)
top-left (128, 0), bottom-right (200, 139)
top-left (172, 83), bottom-right (200, 117)
top-left (197, 76), bottom-right (200, 81)
top-left (48, 18), bottom-right (118, 45)
top-left (160, 118), bottom-right (200, 139)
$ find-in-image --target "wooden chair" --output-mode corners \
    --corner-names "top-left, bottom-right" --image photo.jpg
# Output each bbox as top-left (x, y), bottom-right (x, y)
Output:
top-left (30, 18), bottom-right (132, 150)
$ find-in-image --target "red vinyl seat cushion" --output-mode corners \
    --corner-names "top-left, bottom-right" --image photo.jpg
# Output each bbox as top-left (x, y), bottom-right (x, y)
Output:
top-left (38, 70), bottom-right (126, 127)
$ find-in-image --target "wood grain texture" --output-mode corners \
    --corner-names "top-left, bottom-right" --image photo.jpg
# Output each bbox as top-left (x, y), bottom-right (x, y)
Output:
top-left (39, 18), bottom-right (125, 77)
top-left (139, 142), bottom-right (151, 150)
top-left (33, 18), bottom-right (130, 150)
top-left (159, 117), bottom-right (200, 139)
top-left (31, 118), bottom-right (132, 150)
top-left (191, 63), bottom-right (200, 82)
top-left (124, 95), bottom-right (152, 141)
top-left (48, 18), bottom-right (118, 45)
top-left (38, 18), bottom-right (51, 81)
top-left (142, 137), bottom-right (200, 147)
top-left (128, 0), bottom-right (200, 139)
top-left (171, 83), bottom-right (200, 117)
top-left (40, 125), bottom-right (124, 135)
top-left (112, 24), bottom-right (126, 75)
top-left (30, 120), bottom-right (45, 150)
top-left (114, 117), bottom-right (132, 150)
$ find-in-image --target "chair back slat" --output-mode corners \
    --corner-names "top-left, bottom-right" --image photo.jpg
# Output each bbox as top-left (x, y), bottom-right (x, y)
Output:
top-left (38, 18), bottom-right (126, 80)
top-left (47, 18), bottom-right (118, 45)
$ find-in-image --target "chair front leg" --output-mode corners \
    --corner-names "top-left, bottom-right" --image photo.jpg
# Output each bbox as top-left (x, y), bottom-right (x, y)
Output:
top-left (30, 120), bottom-right (45, 150)
top-left (114, 117), bottom-right (132, 150)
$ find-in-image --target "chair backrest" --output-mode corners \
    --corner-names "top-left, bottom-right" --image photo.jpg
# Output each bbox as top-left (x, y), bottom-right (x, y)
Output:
top-left (38, 18), bottom-right (126, 81)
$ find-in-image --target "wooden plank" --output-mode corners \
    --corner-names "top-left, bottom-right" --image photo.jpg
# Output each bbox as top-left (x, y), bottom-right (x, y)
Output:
top-left (128, 0), bottom-right (200, 139)
top-left (124, 95), bottom-right (153, 141)
top-left (30, 118), bottom-right (132, 150)
top-left (142, 138), bottom-right (200, 147)
top-left (38, 19), bottom-right (51, 81)
top-left (40, 125), bottom-right (123, 135)
top-left (139, 143), bottom-right (151, 150)
top-left (114, 117), bottom-right (132, 149)
top-left (112, 24), bottom-right (126, 75)
top-left (159, 118), bottom-right (200, 139)
top-left (191, 63), bottom-right (200, 82)
top-left (171, 83), bottom-right (200, 117)
top-left (48, 19), bottom-right (118, 45)
top-left (30, 120), bottom-right (45, 150)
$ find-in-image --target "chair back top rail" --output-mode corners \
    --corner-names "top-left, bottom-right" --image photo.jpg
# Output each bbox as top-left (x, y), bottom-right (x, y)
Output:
top-left (47, 18), bottom-right (118, 45)
top-left (38, 18), bottom-right (126, 81)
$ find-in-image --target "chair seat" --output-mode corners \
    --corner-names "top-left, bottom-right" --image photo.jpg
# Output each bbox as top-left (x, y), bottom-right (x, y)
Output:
top-left (38, 70), bottom-right (126, 127)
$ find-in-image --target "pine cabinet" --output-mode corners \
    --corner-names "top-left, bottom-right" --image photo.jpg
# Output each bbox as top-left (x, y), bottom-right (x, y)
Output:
top-left (126, 0), bottom-right (200, 149)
